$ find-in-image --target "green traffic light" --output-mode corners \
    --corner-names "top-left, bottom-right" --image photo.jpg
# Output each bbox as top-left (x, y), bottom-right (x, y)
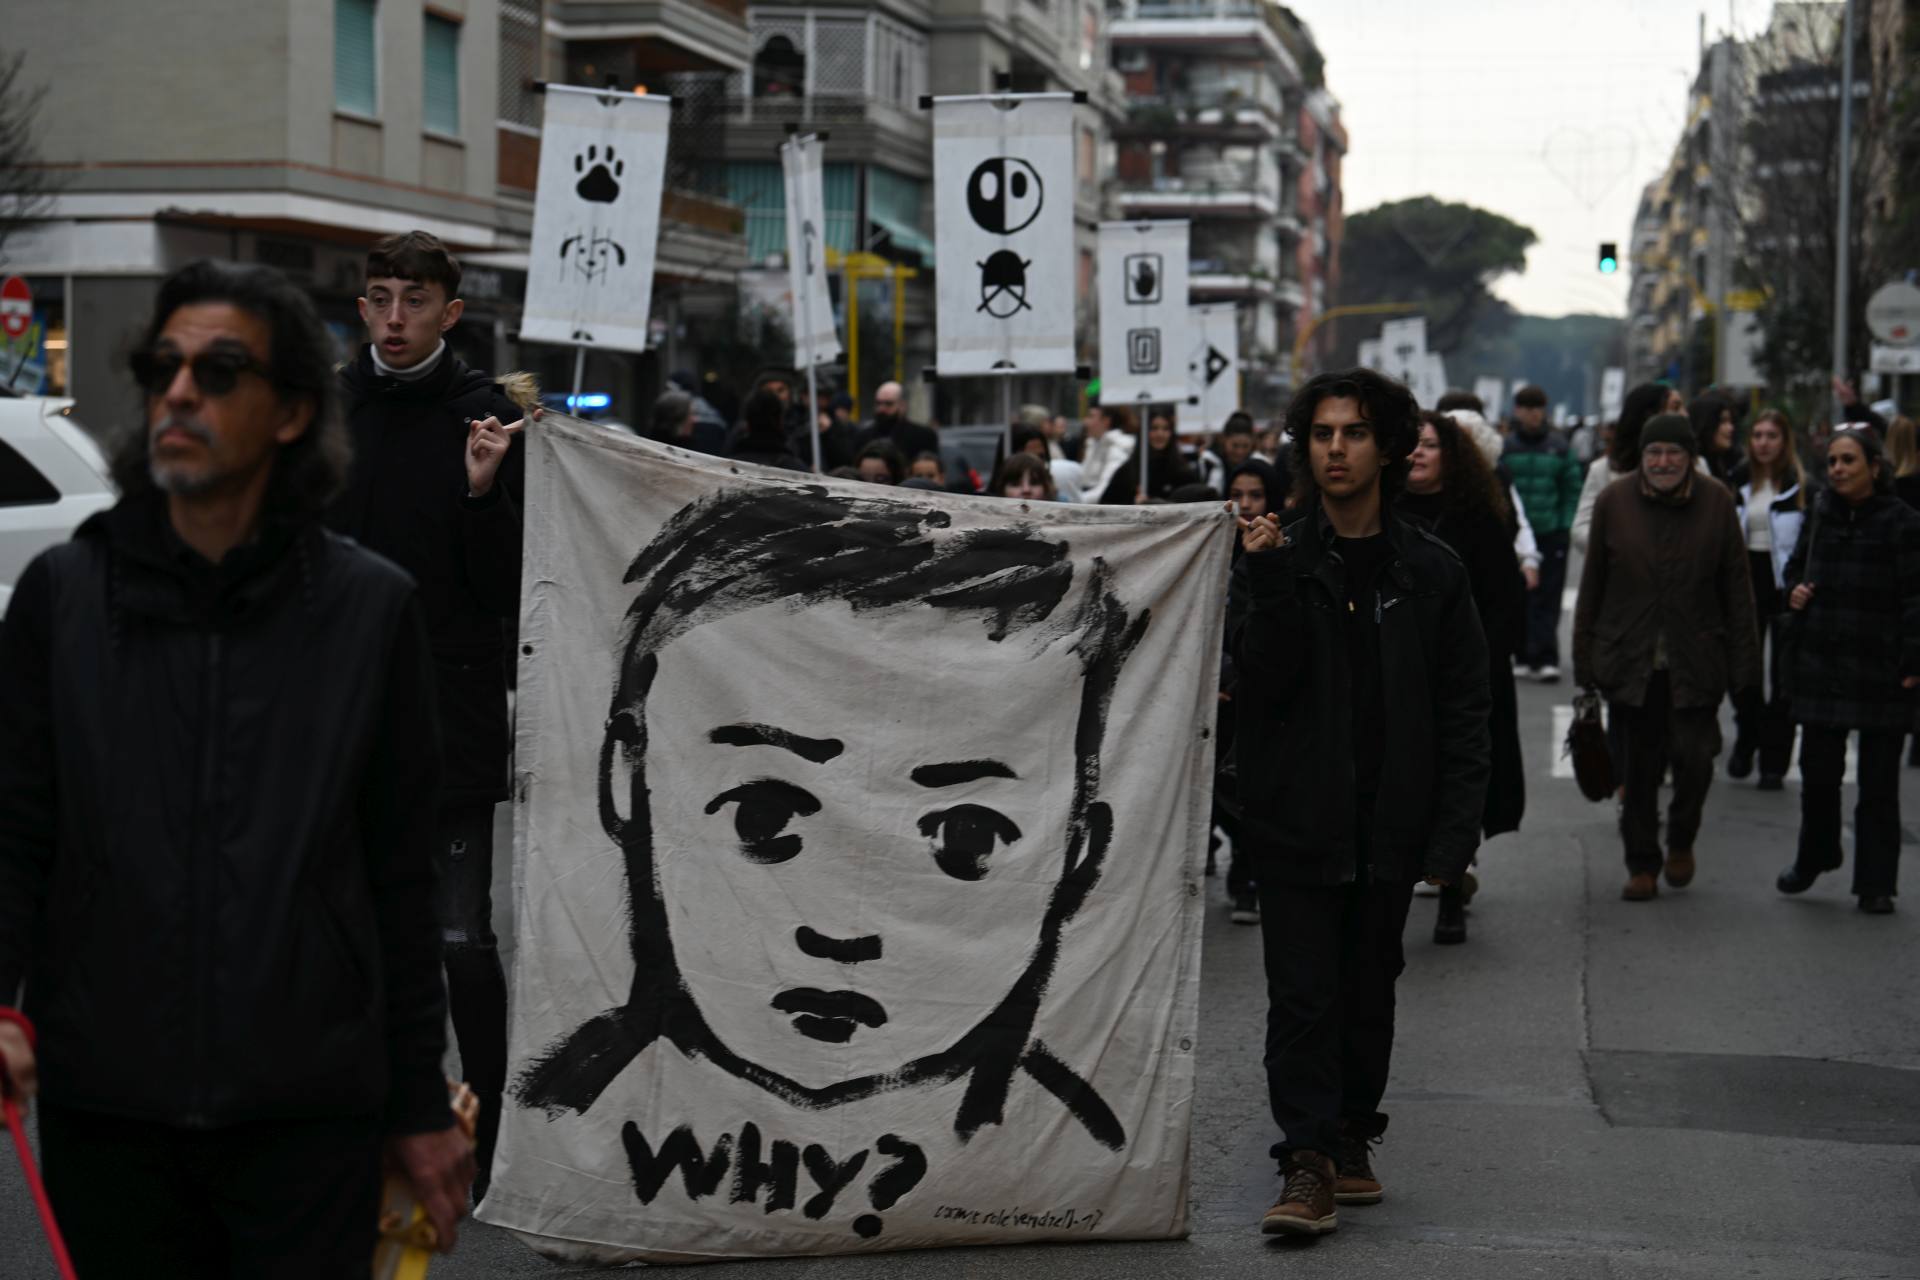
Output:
top-left (1599, 256), bottom-right (1618, 274)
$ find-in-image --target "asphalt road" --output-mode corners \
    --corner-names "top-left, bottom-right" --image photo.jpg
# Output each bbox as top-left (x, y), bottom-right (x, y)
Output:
top-left (6, 607), bottom-right (1919, 1278)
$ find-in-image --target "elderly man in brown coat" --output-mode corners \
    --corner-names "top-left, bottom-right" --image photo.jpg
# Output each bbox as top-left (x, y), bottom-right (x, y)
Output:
top-left (1574, 413), bottom-right (1761, 901)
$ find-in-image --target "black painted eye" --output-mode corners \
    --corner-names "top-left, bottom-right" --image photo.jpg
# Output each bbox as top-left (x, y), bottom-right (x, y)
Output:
top-left (917, 806), bottom-right (1022, 881)
top-left (705, 780), bottom-right (820, 864)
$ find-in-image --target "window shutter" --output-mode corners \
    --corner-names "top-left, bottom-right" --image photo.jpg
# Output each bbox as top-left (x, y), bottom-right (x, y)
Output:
top-left (424, 14), bottom-right (461, 136)
top-left (334, 0), bottom-right (378, 116)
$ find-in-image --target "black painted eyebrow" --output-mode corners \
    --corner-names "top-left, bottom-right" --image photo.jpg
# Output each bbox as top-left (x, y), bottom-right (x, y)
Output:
top-left (709, 723), bottom-right (843, 763)
top-left (910, 760), bottom-right (1018, 788)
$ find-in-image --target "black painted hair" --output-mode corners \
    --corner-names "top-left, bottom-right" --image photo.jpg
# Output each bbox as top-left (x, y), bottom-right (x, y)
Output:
top-left (516, 485), bottom-right (1148, 1143)
top-left (1282, 366), bottom-right (1418, 509)
top-left (113, 258), bottom-right (349, 519)
top-left (365, 229), bottom-right (462, 297)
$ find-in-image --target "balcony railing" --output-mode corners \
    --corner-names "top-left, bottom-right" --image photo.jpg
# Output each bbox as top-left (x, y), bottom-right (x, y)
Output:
top-left (1121, 92), bottom-right (1282, 136)
top-left (720, 93), bottom-right (926, 130)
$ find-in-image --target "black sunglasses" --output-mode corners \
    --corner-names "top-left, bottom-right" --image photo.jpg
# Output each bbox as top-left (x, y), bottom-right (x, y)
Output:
top-left (131, 346), bottom-right (272, 398)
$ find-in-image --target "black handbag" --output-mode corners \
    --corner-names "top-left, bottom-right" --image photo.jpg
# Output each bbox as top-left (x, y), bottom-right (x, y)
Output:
top-left (1564, 689), bottom-right (1614, 803)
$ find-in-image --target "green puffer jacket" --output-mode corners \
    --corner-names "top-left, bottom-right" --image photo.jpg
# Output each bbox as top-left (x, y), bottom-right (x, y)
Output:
top-left (1502, 429), bottom-right (1584, 536)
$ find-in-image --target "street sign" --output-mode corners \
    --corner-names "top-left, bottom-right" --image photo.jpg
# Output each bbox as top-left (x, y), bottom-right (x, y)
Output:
top-left (0, 276), bottom-right (31, 341)
top-left (1870, 342), bottom-right (1920, 374)
top-left (1865, 280), bottom-right (1920, 346)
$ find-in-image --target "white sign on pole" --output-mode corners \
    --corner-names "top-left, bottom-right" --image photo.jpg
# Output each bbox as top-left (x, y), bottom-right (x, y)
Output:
top-left (1185, 305), bottom-right (1239, 435)
top-left (1377, 317), bottom-right (1428, 387)
top-left (1416, 352), bottom-right (1448, 409)
top-left (521, 86), bottom-right (672, 353)
top-left (1599, 367), bottom-right (1626, 422)
top-left (1870, 342), bottom-right (1920, 374)
top-left (484, 419), bottom-right (1219, 1261)
top-left (933, 95), bottom-right (1078, 376)
top-left (1357, 339), bottom-right (1384, 371)
top-left (1865, 280), bottom-right (1920, 346)
top-left (1098, 221), bottom-right (1190, 407)
top-left (782, 134), bottom-right (841, 368)
top-left (1472, 377), bottom-right (1504, 415)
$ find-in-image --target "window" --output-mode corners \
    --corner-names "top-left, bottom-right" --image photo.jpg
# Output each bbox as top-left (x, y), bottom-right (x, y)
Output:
top-left (424, 13), bottom-right (461, 136)
top-left (334, 0), bottom-right (378, 116)
top-left (0, 440), bottom-right (58, 507)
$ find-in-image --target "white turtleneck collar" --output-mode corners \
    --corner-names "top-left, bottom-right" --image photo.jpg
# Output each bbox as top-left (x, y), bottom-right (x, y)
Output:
top-left (369, 339), bottom-right (448, 382)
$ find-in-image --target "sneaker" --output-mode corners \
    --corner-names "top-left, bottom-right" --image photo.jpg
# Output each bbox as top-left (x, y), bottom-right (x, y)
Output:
top-left (1230, 892), bottom-right (1260, 925)
top-left (1728, 741), bottom-right (1755, 780)
top-left (1333, 1132), bottom-right (1384, 1205)
top-left (1261, 1152), bottom-right (1338, 1235)
top-left (1757, 773), bottom-right (1785, 791)
top-left (1664, 849), bottom-right (1695, 888)
top-left (1514, 662), bottom-right (1537, 681)
top-left (1622, 872), bottom-right (1658, 901)
top-left (1778, 858), bottom-right (1838, 895)
top-left (1534, 663), bottom-right (1561, 683)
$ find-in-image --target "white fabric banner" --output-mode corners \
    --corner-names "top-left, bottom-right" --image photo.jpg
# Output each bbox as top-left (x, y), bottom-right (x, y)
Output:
top-left (933, 95), bottom-right (1078, 376)
top-left (1599, 367), bottom-right (1626, 422)
top-left (1098, 221), bottom-right (1190, 407)
top-left (1185, 305), bottom-right (1239, 435)
top-left (1472, 377), bottom-right (1505, 417)
top-left (520, 87), bottom-right (671, 354)
top-left (782, 134), bottom-right (841, 369)
top-left (480, 419), bottom-right (1224, 1262)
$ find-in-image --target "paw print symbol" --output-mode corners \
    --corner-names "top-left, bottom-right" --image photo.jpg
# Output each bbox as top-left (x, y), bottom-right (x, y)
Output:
top-left (574, 145), bottom-right (623, 204)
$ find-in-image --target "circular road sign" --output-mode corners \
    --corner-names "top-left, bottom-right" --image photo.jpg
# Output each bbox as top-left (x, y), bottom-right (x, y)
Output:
top-left (1866, 280), bottom-right (1920, 346)
top-left (0, 276), bottom-right (31, 341)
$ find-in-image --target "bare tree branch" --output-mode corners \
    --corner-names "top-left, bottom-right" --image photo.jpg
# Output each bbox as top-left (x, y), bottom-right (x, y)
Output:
top-left (0, 49), bottom-right (62, 266)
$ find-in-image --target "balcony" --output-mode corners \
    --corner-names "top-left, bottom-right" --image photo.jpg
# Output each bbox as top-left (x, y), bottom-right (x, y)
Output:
top-left (1118, 176), bottom-right (1278, 219)
top-left (1108, 0), bottom-right (1300, 74)
top-left (1189, 257), bottom-right (1277, 300)
top-left (1116, 92), bottom-right (1282, 143)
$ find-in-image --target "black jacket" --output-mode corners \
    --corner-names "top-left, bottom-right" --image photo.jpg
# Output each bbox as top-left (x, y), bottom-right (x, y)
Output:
top-left (0, 496), bottom-right (450, 1134)
top-left (857, 415), bottom-right (939, 463)
top-left (332, 347), bottom-right (525, 805)
top-left (1228, 505), bottom-right (1491, 885)
top-left (1783, 489), bottom-right (1920, 732)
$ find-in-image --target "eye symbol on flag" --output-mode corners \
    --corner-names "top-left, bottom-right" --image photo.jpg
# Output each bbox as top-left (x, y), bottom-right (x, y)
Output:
top-left (966, 158), bottom-right (1044, 235)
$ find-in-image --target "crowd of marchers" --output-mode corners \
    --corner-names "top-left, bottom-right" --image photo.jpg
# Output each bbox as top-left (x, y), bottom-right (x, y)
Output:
top-left (0, 229), bottom-right (1916, 1273)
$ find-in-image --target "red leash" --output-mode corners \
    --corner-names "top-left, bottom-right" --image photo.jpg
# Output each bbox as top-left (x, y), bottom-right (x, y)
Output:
top-left (1, 1011), bottom-right (78, 1280)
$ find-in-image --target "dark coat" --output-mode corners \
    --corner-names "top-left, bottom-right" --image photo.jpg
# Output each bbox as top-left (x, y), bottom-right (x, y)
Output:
top-left (789, 419), bottom-right (860, 471)
top-left (1228, 505), bottom-right (1492, 885)
top-left (0, 496), bottom-right (450, 1135)
top-left (332, 347), bottom-right (525, 805)
top-left (1398, 490), bottom-right (1526, 837)
top-left (1572, 473), bottom-right (1761, 709)
top-left (1098, 445), bottom-right (1196, 504)
top-left (1783, 489), bottom-right (1920, 731)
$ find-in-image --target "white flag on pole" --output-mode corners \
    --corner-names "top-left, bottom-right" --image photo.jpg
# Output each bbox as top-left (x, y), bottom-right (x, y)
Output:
top-left (1472, 377), bottom-right (1505, 415)
top-left (932, 95), bottom-right (1078, 376)
top-left (1097, 221), bottom-right (1189, 407)
top-left (1184, 305), bottom-right (1239, 435)
top-left (1599, 367), bottom-right (1626, 422)
top-left (521, 86), bottom-right (671, 354)
top-left (782, 134), bottom-right (841, 369)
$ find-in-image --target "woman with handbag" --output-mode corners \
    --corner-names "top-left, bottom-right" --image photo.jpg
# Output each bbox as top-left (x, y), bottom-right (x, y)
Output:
top-left (1729, 410), bottom-right (1811, 790)
top-left (1776, 428), bottom-right (1920, 914)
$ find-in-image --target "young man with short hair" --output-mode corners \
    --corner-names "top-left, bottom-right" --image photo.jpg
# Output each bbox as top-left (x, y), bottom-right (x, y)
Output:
top-left (331, 230), bottom-right (531, 1202)
top-left (0, 260), bottom-right (471, 1270)
top-left (1229, 368), bottom-right (1490, 1237)
top-left (1502, 384), bottom-right (1583, 681)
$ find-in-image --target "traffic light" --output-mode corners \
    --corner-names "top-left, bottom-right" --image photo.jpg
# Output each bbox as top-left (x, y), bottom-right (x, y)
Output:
top-left (1598, 242), bottom-right (1619, 274)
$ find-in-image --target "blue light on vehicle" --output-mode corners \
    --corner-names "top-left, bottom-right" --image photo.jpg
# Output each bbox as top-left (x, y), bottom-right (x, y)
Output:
top-left (567, 393), bottom-right (612, 410)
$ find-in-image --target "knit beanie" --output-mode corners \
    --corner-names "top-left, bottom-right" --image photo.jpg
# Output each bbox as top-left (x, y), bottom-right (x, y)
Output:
top-left (1639, 413), bottom-right (1696, 455)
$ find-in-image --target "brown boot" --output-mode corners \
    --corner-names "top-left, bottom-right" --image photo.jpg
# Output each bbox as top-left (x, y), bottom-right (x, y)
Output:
top-left (1664, 849), bottom-right (1695, 888)
top-left (1333, 1131), bottom-right (1383, 1205)
top-left (1261, 1151), bottom-right (1338, 1236)
top-left (1622, 872), bottom-right (1658, 901)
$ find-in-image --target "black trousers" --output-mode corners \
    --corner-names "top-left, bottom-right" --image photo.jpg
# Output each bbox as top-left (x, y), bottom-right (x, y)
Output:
top-left (1618, 672), bottom-right (1722, 874)
top-left (1259, 870), bottom-right (1417, 1162)
top-left (1732, 553), bottom-right (1796, 777)
top-left (39, 1104), bottom-right (380, 1278)
top-left (1523, 529), bottom-right (1570, 668)
top-left (1796, 726), bottom-right (1904, 897)
top-left (433, 802), bottom-right (509, 1191)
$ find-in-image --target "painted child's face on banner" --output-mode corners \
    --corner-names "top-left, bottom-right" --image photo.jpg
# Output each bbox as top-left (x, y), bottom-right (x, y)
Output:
top-left (644, 598), bottom-right (1082, 1092)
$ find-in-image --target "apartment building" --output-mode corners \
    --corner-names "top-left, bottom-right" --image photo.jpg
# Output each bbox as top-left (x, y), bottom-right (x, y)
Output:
top-left (1106, 0), bottom-right (1340, 405)
top-left (5, 0), bottom-right (751, 424)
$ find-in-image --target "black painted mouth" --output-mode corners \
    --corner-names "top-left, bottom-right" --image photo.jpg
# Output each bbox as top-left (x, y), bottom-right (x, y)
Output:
top-left (771, 988), bottom-right (889, 1044)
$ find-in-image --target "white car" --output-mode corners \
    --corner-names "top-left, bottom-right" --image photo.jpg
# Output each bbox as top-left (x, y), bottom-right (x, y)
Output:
top-left (0, 395), bottom-right (115, 616)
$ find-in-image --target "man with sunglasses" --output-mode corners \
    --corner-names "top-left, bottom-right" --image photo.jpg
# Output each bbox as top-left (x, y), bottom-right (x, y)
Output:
top-left (0, 259), bottom-right (472, 1272)
top-left (327, 230), bottom-right (531, 1206)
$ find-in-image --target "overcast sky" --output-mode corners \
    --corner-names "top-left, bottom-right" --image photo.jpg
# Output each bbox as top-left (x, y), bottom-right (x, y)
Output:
top-left (1303, 0), bottom-right (1786, 318)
